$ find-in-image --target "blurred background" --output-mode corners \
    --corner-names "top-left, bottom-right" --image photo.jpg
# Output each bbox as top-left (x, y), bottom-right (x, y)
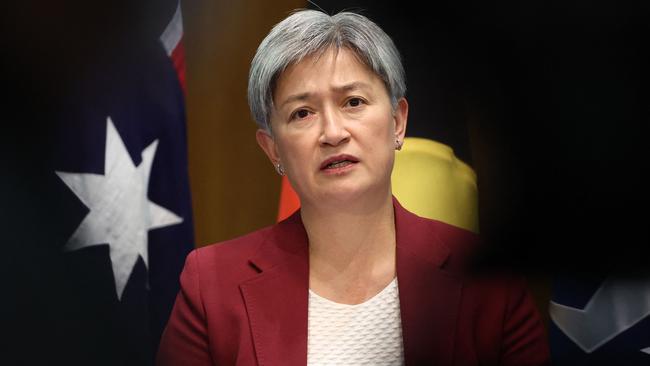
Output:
top-left (3, 0), bottom-right (648, 365)
top-left (186, 0), bottom-right (649, 272)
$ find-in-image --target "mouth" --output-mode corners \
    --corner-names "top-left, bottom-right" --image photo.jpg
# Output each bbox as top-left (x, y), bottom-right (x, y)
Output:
top-left (320, 154), bottom-right (360, 171)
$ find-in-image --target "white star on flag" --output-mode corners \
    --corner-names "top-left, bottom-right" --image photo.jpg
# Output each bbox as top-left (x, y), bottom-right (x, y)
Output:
top-left (56, 117), bottom-right (183, 300)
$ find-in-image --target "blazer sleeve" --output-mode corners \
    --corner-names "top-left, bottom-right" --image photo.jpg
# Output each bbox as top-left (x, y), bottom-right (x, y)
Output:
top-left (499, 277), bottom-right (551, 366)
top-left (157, 250), bottom-right (214, 366)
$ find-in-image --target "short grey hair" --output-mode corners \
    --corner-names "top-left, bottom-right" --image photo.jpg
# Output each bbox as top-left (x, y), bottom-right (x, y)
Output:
top-left (248, 9), bottom-right (406, 133)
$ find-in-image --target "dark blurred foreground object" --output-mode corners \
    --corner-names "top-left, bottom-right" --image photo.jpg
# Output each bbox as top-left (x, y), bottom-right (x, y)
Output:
top-left (311, 0), bottom-right (649, 273)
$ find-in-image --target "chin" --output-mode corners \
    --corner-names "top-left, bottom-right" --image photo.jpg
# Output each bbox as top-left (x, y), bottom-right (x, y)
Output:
top-left (316, 181), bottom-right (389, 206)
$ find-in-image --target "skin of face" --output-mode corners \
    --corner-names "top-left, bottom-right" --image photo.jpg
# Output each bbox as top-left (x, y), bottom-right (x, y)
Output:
top-left (256, 47), bottom-right (408, 209)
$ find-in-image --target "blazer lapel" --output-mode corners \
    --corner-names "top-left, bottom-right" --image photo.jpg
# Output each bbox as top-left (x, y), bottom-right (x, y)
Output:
top-left (240, 212), bottom-right (309, 366)
top-left (394, 199), bottom-right (463, 366)
top-left (239, 200), bottom-right (466, 366)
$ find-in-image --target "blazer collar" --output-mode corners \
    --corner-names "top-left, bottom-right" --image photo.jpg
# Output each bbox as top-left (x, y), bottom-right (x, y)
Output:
top-left (242, 198), bottom-right (463, 366)
top-left (393, 198), bottom-right (462, 366)
top-left (247, 212), bottom-right (309, 272)
top-left (240, 212), bottom-right (309, 366)
top-left (246, 197), bottom-right (453, 271)
top-left (393, 196), bottom-right (451, 268)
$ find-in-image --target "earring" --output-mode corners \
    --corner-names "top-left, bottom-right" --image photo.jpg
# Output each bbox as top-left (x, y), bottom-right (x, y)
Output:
top-left (275, 162), bottom-right (285, 176)
top-left (395, 138), bottom-right (403, 151)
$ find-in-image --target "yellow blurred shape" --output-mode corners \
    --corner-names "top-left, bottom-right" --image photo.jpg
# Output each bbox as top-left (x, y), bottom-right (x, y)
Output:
top-left (392, 137), bottom-right (478, 233)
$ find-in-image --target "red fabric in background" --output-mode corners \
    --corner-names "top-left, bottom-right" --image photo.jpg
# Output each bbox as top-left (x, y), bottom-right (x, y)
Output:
top-left (170, 37), bottom-right (186, 93)
top-left (277, 176), bottom-right (300, 222)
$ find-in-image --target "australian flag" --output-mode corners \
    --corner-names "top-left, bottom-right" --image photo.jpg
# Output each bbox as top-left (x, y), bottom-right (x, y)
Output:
top-left (549, 274), bottom-right (650, 365)
top-left (3, 1), bottom-right (192, 365)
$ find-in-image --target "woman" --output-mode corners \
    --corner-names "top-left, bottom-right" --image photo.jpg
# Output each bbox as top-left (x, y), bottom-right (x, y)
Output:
top-left (157, 9), bottom-right (550, 366)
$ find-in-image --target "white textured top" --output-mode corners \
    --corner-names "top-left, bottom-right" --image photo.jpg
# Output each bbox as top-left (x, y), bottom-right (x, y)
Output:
top-left (307, 278), bottom-right (405, 366)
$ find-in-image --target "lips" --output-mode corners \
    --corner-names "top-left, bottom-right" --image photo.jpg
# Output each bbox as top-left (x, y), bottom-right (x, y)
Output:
top-left (320, 154), bottom-right (360, 170)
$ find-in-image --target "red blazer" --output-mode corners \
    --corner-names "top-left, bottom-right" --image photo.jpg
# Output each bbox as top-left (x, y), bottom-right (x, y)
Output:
top-left (157, 200), bottom-right (550, 366)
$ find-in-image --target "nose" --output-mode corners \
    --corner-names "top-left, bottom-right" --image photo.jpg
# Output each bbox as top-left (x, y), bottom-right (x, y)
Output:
top-left (318, 109), bottom-right (351, 147)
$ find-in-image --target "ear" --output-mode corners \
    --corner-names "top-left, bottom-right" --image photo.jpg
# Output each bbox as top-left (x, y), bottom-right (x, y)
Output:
top-left (393, 97), bottom-right (408, 140)
top-left (255, 129), bottom-right (281, 165)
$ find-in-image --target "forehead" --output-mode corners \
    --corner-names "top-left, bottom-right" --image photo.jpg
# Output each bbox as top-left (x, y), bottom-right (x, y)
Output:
top-left (273, 47), bottom-right (386, 101)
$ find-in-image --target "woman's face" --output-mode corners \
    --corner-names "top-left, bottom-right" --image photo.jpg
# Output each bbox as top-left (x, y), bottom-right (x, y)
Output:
top-left (256, 47), bottom-right (408, 207)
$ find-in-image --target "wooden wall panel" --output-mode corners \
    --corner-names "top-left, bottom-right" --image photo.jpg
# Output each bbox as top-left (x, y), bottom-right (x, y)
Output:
top-left (183, 0), bottom-right (306, 247)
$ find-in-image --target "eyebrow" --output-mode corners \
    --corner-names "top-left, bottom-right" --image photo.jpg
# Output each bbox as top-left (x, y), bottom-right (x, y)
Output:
top-left (332, 81), bottom-right (372, 94)
top-left (278, 82), bottom-right (373, 109)
top-left (279, 92), bottom-right (311, 109)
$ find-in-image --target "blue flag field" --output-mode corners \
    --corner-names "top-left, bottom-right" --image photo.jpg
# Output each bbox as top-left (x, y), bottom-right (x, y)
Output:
top-left (3, 2), bottom-right (193, 365)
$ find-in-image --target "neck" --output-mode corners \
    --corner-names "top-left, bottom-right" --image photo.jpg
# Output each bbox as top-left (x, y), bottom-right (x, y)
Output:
top-left (301, 190), bottom-right (397, 293)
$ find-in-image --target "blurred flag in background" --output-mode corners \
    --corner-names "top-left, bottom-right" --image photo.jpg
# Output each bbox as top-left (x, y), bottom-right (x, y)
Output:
top-left (4, 1), bottom-right (193, 365)
top-left (549, 274), bottom-right (650, 365)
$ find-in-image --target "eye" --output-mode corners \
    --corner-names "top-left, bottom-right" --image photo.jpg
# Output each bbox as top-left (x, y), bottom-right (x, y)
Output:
top-left (346, 97), bottom-right (365, 108)
top-left (290, 108), bottom-right (312, 120)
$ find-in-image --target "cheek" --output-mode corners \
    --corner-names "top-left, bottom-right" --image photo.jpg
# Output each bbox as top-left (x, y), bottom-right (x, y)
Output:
top-left (278, 137), bottom-right (314, 173)
top-left (365, 114), bottom-right (396, 148)
top-left (361, 122), bottom-right (396, 170)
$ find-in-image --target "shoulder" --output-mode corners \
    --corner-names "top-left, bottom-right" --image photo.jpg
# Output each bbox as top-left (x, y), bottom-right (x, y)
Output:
top-left (394, 197), bottom-right (478, 245)
top-left (194, 225), bottom-right (274, 263)
top-left (184, 224), bottom-right (276, 282)
top-left (421, 214), bottom-right (479, 246)
top-left (395, 203), bottom-right (479, 271)
top-left (394, 205), bottom-right (550, 362)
